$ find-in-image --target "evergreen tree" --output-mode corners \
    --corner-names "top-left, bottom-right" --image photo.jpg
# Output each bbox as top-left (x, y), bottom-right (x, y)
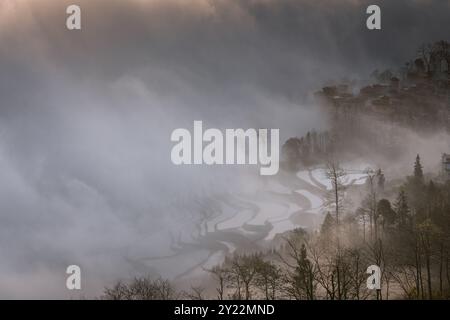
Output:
top-left (407, 154), bottom-right (426, 217)
top-left (377, 199), bottom-right (395, 226)
top-left (292, 243), bottom-right (315, 299)
top-left (320, 212), bottom-right (335, 235)
top-left (414, 154), bottom-right (424, 181)
top-left (376, 169), bottom-right (385, 192)
top-left (394, 190), bottom-right (410, 227)
top-left (281, 138), bottom-right (302, 171)
top-left (311, 130), bottom-right (318, 155)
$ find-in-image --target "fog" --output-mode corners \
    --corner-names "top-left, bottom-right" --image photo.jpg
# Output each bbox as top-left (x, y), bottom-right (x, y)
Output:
top-left (0, 0), bottom-right (448, 298)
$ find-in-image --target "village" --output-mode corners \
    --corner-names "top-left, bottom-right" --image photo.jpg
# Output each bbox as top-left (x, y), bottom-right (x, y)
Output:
top-left (284, 41), bottom-right (450, 181)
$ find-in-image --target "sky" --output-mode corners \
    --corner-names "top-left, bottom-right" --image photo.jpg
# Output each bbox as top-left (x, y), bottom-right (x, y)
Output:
top-left (0, 0), bottom-right (449, 298)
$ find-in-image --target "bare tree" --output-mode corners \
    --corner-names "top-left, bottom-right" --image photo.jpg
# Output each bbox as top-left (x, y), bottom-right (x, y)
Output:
top-left (103, 277), bottom-right (177, 300)
top-left (206, 265), bottom-right (228, 300)
top-left (183, 286), bottom-right (206, 300)
top-left (364, 168), bottom-right (379, 242)
top-left (254, 257), bottom-right (283, 300)
top-left (228, 254), bottom-right (259, 300)
top-left (417, 43), bottom-right (432, 73)
top-left (325, 159), bottom-right (346, 225)
top-left (281, 233), bottom-right (317, 300)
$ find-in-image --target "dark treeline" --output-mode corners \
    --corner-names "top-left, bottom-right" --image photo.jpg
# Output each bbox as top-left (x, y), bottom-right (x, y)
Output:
top-left (281, 130), bottom-right (333, 171)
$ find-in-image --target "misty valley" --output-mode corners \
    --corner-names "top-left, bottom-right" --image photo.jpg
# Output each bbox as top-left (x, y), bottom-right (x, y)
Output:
top-left (0, 0), bottom-right (449, 306)
top-left (100, 40), bottom-right (450, 301)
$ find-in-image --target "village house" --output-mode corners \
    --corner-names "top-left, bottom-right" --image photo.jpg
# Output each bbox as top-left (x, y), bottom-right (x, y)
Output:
top-left (442, 153), bottom-right (450, 180)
